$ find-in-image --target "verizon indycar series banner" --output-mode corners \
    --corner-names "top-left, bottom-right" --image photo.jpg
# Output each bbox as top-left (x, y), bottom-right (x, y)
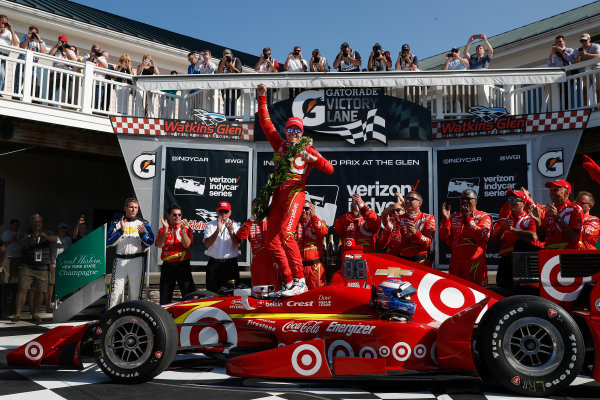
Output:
top-left (254, 89), bottom-right (432, 145)
top-left (163, 147), bottom-right (249, 265)
top-left (256, 150), bottom-right (430, 228)
top-left (436, 144), bottom-right (529, 267)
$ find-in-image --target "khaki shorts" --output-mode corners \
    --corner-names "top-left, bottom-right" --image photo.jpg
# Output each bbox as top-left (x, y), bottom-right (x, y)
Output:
top-left (48, 266), bottom-right (55, 285)
top-left (18, 266), bottom-right (48, 293)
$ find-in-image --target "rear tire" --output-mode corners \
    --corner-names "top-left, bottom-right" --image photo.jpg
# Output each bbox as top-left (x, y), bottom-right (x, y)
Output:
top-left (476, 295), bottom-right (584, 396)
top-left (94, 301), bottom-right (178, 383)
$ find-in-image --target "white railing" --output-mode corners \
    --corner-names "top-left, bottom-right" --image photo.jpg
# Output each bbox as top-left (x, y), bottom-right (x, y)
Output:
top-left (3, 42), bottom-right (600, 124)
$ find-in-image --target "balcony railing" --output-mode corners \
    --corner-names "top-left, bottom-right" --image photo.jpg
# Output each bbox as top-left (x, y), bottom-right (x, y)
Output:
top-left (2, 43), bottom-right (600, 124)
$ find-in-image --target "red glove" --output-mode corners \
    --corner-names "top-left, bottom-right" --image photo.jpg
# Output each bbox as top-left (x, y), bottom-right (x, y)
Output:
top-left (583, 154), bottom-right (600, 184)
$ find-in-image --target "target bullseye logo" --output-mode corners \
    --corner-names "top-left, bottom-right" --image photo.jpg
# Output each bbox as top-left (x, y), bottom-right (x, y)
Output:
top-left (418, 274), bottom-right (484, 322)
top-left (541, 255), bottom-right (591, 302)
top-left (414, 344), bottom-right (427, 358)
top-left (379, 346), bottom-right (390, 357)
top-left (392, 342), bottom-right (411, 361)
top-left (25, 341), bottom-right (43, 361)
top-left (327, 340), bottom-right (354, 361)
top-left (359, 346), bottom-right (377, 358)
top-left (180, 307), bottom-right (237, 348)
top-left (291, 344), bottom-right (322, 376)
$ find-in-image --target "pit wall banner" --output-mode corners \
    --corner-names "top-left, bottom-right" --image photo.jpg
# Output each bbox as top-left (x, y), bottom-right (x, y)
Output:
top-left (254, 89), bottom-right (432, 145)
top-left (256, 149), bottom-right (430, 229)
top-left (435, 144), bottom-right (530, 267)
top-left (162, 146), bottom-right (251, 266)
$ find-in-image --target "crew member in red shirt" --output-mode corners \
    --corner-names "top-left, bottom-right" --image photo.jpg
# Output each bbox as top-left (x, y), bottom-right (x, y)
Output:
top-left (529, 179), bottom-right (583, 249)
top-left (155, 204), bottom-right (195, 305)
top-left (295, 201), bottom-right (329, 289)
top-left (257, 83), bottom-right (334, 297)
top-left (378, 191), bottom-right (436, 266)
top-left (575, 190), bottom-right (599, 249)
top-left (237, 199), bottom-right (279, 290)
top-left (439, 189), bottom-right (492, 286)
top-left (334, 193), bottom-right (380, 253)
top-left (491, 189), bottom-right (539, 290)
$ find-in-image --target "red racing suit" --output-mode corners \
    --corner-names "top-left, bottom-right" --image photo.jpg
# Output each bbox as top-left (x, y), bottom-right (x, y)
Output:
top-left (258, 96), bottom-right (334, 284)
top-left (439, 210), bottom-right (492, 286)
top-left (492, 210), bottom-right (538, 256)
top-left (541, 200), bottom-right (583, 249)
top-left (295, 215), bottom-right (329, 289)
top-left (334, 205), bottom-right (380, 253)
top-left (582, 214), bottom-right (600, 250)
top-left (377, 211), bottom-right (436, 266)
top-left (237, 219), bottom-right (280, 289)
top-left (157, 224), bottom-right (193, 262)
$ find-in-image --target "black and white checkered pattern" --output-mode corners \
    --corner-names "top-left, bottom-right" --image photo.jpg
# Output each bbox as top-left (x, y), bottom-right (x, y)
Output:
top-left (195, 208), bottom-right (217, 223)
top-left (316, 109), bottom-right (387, 145)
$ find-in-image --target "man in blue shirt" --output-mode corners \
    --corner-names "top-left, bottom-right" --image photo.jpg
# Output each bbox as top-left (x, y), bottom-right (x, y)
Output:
top-left (464, 34), bottom-right (493, 70)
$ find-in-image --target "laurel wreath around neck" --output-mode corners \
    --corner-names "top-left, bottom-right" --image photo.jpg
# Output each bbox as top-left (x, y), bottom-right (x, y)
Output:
top-left (253, 136), bottom-right (313, 221)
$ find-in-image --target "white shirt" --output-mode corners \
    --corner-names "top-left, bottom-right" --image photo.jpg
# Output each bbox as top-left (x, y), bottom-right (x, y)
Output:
top-left (0, 30), bottom-right (14, 54)
top-left (203, 219), bottom-right (240, 259)
top-left (51, 234), bottom-right (72, 261)
top-left (286, 57), bottom-right (307, 72)
top-left (193, 60), bottom-right (216, 74)
top-left (1, 229), bottom-right (22, 258)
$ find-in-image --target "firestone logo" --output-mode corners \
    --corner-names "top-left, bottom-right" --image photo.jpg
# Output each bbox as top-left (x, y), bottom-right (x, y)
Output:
top-left (281, 320), bottom-right (322, 334)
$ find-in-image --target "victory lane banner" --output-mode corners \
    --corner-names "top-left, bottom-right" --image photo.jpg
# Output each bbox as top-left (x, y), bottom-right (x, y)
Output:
top-left (163, 147), bottom-right (249, 265)
top-left (256, 150), bottom-right (430, 228)
top-left (254, 89), bottom-right (432, 145)
top-left (436, 144), bottom-right (529, 267)
top-left (54, 225), bottom-right (106, 301)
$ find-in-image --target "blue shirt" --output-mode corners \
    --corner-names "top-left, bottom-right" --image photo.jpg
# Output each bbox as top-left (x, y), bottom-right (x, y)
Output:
top-left (469, 54), bottom-right (490, 70)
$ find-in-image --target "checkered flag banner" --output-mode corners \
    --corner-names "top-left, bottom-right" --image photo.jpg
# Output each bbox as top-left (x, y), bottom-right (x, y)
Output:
top-left (192, 109), bottom-right (226, 126)
top-left (316, 108), bottom-right (387, 144)
top-left (195, 209), bottom-right (217, 223)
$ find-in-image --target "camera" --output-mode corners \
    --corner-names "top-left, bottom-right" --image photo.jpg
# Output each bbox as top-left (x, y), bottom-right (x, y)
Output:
top-left (225, 55), bottom-right (232, 63)
top-left (401, 50), bottom-right (409, 58)
top-left (263, 52), bottom-right (270, 59)
top-left (63, 43), bottom-right (70, 49)
top-left (4, 22), bottom-right (9, 28)
top-left (293, 49), bottom-right (300, 56)
top-left (374, 50), bottom-right (381, 58)
top-left (93, 49), bottom-right (102, 57)
top-left (313, 55), bottom-right (320, 64)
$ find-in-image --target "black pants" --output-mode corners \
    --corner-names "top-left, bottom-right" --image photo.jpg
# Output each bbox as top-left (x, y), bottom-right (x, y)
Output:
top-left (206, 257), bottom-right (239, 293)
top-left (159, 259), bottom-right (195, 305)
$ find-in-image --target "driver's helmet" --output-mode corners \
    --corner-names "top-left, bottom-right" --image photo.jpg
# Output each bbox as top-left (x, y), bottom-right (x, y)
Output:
top-left (372, 279), bottom-right (417, 315)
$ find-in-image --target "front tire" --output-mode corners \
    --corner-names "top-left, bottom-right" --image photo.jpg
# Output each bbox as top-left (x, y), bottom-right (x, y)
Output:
top-left (94, 301), bottom-right (178, 383)
top-left (476, 295), bottom-right (584, 396)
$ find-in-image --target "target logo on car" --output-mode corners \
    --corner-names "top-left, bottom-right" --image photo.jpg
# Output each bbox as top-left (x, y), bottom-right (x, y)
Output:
top-left (292, 344), bottom-right (323, 376)
top-left (539, 252), bottom-right (592, 303)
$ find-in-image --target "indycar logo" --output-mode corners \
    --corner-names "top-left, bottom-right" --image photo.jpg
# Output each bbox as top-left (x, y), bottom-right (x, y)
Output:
top-left (282, 320), bottom-right (321, 334)
top-left (174, 176), bottom-right (206, 195)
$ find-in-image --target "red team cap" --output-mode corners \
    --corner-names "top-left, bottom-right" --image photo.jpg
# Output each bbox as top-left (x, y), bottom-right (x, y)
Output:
top-left (507, 188), bottom-right (527, 201)
top-left (217, 201), bottom-right (231, 211)
top-left (58, 35), bottom-right (69, 42)
top-left (545, 179), bottom-right (571, 194)
top-left (285, 117), bottom-right (304, 131)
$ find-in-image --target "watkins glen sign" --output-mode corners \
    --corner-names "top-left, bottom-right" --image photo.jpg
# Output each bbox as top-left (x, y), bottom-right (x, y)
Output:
top-left (254, 88), bottom-right (432, 144)
top-left (432, 107), bottom-right (591, 139)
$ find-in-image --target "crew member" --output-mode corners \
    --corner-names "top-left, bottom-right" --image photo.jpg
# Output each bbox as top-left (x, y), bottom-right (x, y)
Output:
top-left (295, 201), bottom-right (328, 289)
top-left (576, 191), bottom-right (600, 249)
top-left (107, 198), bottom-right (154, 309)
top-left (334, 193), bottom-right (380, 253)
top-left (439, 189), bottom-right (492, 286)
top-left (256, 83), bottom-right (334, 297)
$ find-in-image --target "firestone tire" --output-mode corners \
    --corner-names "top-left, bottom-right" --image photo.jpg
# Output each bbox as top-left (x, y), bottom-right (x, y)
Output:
top-left (93, 300), bottom-right (178, 383)
top-left (476, 295), bottom-right (584, 397)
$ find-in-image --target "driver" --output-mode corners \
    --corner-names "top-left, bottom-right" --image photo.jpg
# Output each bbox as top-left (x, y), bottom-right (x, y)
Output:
top-left (255, 83), bottom-right (334, 297)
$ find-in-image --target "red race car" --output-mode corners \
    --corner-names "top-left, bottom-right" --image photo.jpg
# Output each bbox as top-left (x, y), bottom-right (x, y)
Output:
top-left (7, 243), bottom-right (600, 397)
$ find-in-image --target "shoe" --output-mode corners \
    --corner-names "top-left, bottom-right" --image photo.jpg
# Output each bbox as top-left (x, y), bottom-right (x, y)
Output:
top-left (11, 315), bottom-right (20, 322)
top-left (31, 316), bottom-right (42, 323)
top-left (280, 278), bottom-right (308, 297)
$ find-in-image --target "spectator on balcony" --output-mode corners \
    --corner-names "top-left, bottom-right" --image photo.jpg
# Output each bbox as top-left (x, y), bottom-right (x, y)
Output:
top-left (114, 54), bottom-right (134, 114)
top-left (72, 215), bottom-right (88, 243)
top-left (284, 46), bottom-right (307, 72)
top-left (49, 35), bottom-right (76, 104)
top-left (395, 44), bottom-right (418, 71)
top-left (136, 54), bottom-right (160, 116)
top-left (442, 48), bottom-right (468, 70)
top-left (333, 42), bottom-right (361, 72)
top-left (102, 51), bottom-right (115, 110)
top-left (573, 33), bottom-right (600, 105)
top-left (575, 191), bottom-right (599, 250)
top-left (548, 35), bottom-right (574, 67)
top-left (217, 49), bottom-right (242, 118)
top-left (368, 43), bottom-right (392, 71)
top-left (14, 26), bottom-right (47, 98)
top-left (309, 49), bottom-right (329, 72)
top-left (188, 50), bottom-right (216, 74)
top-left (83, 44), bottom-right (108, 111)
top-left (255, 47), bottom-right (279, 73)
top-left (0, 15), bottom-right (19, 93)
top-left (464, 34), bottom-right (493, 70)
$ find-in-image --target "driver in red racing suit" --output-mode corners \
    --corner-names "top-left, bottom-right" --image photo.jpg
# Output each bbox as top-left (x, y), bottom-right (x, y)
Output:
top-left (257, 83), bottom-right (334, 296)
top-left (335, 193), bottom-right (380, 253)
top-left (295, 201), bottom-right (329, 289)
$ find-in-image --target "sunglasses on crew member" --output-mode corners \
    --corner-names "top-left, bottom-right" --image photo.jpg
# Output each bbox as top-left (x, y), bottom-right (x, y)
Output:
top-left (392, 208), bottom-right (403, 213)
top-left (576, 200), bottom-right (592, 206)
top-left (286, 127), bottom-right (302, 134)
top-left (218, 209), bottom-right (229, 214)
top-left (171, 213), bottom-right (182, 216)
top-left (404, 197), bottom-right (419, 202)
top-left (302, 207), bottom-right (311, 211)
top-left (461, 197), bottom-right (476, 201)
top-left (506, 198), bottom-right (523, 203)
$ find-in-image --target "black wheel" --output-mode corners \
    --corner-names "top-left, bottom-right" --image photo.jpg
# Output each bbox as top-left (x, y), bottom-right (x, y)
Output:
top-left (93, 301), bottom-right (178, 383)
top-left (476, 295), bottom-right (584, 396)
top-left (181, 290), bottom-right (217, 302)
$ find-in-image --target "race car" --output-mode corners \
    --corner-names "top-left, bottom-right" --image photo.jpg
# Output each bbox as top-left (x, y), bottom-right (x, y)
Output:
top-left (7, 240), bottom-right (600, 397)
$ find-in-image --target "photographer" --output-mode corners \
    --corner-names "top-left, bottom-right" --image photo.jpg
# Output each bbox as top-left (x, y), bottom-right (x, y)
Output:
top-left (368, 43), bottom-right (392, 71)
top-left (136, 54), bottom-right (159, 116)
top-left (333, 42), bottom-right (361, 72)
top-left (83, 44), bottom-right (108, 110)
top-left (464, 34), bottom-right (493, 69)
top-left (49, 35), bottom-right (77, 104)
top-left (395, 44), bottom-right (418, 71)
top-left (573, 33), bottom-right (600, 63)
top-left (254, 47), bottom-right (279, 73)
top-left (548, 35), bottom-right (574, 67)
top-left (310, 49), bottom-right (329, 72)
top-left (442, 48), bottom-right (468, 70)
top-left (0, 15), bottom-right (19, 92)
top-left (15, 26), bottom-right (47, 97)
top-left (115, 54), bottom-right (134, 114)
top-left (188, 50), bottom-right (216, 74)
top-left (284, 46), bottom-right (307, 72)
top-left (217, 49), bottom-right (242, 117)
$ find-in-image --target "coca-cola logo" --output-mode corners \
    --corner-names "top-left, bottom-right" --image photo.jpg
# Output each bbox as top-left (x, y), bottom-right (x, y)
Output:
top-left (282, 320), bottom-right (322, 334)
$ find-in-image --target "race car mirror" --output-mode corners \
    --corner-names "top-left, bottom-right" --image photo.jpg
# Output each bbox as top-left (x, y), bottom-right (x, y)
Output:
top-left (343, 259), bottom-right (367, 279)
